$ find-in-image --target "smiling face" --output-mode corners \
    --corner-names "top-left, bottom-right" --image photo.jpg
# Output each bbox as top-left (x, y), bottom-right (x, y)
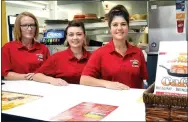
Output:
top-left (66, 27), bottom-right (85, 48)
top-left (110, 16), bottom-right (129, 41)
top-left (20, 16), bottom-right (36, 41)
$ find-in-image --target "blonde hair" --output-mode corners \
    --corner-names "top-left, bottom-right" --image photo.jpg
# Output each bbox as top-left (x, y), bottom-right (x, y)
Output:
top-left (14, 12), bottom-right (39, 41)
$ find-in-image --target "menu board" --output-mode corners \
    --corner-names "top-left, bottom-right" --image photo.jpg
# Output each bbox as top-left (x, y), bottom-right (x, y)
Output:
top-left (2, 91), bottom-right (42, 111)
top-left (51, 102), bottom-right (118, 121)
top-left (154, 41), bottom-right (188, 96)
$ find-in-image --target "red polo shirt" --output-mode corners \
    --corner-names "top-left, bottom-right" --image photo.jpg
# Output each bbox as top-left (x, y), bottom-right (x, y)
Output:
top-left (82, 40), bottom-right (148, 88)
top-left (2, 41), bottom-right (50, 76)
top-left (36, 48), bottom-right (91, 84)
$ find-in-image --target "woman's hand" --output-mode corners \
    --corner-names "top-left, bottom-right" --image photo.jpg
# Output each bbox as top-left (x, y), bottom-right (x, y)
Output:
top-left (105, 81), bottom-right (130, 90)
top-left (49, 78), bottom-right (68, 86)
top-left (24, 73), bottom-right (35, 80)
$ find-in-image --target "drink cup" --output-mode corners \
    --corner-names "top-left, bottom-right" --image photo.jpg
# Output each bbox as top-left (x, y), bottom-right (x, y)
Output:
top-left (177, 20), bottom-right (184, 33)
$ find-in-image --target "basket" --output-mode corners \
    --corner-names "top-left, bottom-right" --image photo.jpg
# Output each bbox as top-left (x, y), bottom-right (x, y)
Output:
top-left (143, 83), bottom-right (188, 121)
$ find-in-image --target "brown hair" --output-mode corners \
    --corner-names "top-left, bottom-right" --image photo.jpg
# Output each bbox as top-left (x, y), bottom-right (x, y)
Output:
top-left (64, 20), bottom-right (87, 47)
top-left (14, 12), bottom-right (39, 41)
top-left (107, 5), bottom-right (130, 28)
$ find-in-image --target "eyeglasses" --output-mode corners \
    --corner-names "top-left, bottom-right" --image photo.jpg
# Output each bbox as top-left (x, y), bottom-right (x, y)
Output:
top-left (20, 24), bottom-right (36, 30)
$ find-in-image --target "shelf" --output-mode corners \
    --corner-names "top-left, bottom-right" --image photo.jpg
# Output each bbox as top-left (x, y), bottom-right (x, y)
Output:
top-left (128, 32), bottom-right (146, 34)
top-left (84, 20), bottom-right (147, 30)
top-left (45, 20), bottom-right (69, 24)
top-left (129, 20), bottom-right (147, 26)
top-left (87, 32), bottom-right (146, 36)
top-left (46, 20), bottom-right (147, 30)
top-left (72, 19), bottom-right (102, 23)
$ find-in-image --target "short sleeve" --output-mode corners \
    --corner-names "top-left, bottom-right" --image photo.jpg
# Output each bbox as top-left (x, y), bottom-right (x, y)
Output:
top-left (140, 50), bottom-right (148, 80)
top-left (35, 54), bottom-right (57, 76)
top-left (82, 50), bottom-right (101, 78)
top-left (2, 43), bottom-right (12, 76)
top-left (43, 45), bottom-right (50, 61)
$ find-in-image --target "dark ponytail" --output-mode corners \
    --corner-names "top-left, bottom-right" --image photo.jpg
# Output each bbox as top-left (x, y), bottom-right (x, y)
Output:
top-left (107, 5), bottom-right (130, 28)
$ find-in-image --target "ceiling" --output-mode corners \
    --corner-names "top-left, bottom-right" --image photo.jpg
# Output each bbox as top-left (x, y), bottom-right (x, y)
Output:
top-left (57, 0), bottom-right (101, 5)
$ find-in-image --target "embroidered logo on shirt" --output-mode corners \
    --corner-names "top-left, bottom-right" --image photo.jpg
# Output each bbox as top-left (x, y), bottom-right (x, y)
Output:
top-left (130, 59), bottom-right (139, 67)
top-left (36, 54), bottom-right (43, 61)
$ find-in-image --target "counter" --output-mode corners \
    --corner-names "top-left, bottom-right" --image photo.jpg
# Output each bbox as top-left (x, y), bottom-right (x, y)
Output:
top-left (2, 80), bottom-right (146, 121)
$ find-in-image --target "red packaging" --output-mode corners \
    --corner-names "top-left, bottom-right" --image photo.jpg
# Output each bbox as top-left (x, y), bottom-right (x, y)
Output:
top-left (177, 20), bottom-right (184, 33)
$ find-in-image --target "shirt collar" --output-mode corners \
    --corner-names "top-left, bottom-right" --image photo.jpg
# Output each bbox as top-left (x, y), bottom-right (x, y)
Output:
top-left (107, 40), bottom-right (137, 55)
top-left (16, 40), bottom-right (41, 50)
top-left (67, 47), bottom-right (89, 61)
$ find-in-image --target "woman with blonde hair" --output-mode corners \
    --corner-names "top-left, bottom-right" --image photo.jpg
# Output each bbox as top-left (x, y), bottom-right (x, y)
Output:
top-left (2, 12), bottom-right (50, 80)
top-left (33, 21), bottom-right (91, 86)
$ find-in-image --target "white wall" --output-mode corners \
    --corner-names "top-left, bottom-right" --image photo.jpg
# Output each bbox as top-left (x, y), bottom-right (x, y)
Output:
top-left (6, 4), bottom-right (50, 25)
top-left (5, 2), bottom-right (52, 41)
top-left (57, 2), bottom-right (101, 20)
top-left (57, 1), bottom-right (147, 20)
top-left (101, 1), bottom-right (147, 15)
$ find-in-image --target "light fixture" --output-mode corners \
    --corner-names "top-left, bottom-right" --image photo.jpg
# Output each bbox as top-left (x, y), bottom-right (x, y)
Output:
top-left (5, 1), bottom-right (46, 9)
top-left (31, 1), bottom-right (49, 5)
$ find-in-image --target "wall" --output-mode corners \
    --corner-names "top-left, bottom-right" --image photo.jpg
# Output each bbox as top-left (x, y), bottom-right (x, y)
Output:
top-left (101, 1), bottom-right (147, 15)
top-left (5, 2), bottom-right (51, 41)
top-left (57, 2), bottom-right (101, 20)
top-left (6, 4), bottom-right (49, 25)
top-left (57, 1), bottom-right (147, 20)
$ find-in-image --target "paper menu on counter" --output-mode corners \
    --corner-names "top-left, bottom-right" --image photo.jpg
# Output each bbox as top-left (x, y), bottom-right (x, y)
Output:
top-left (2, 91), bottom-right (42, 111)
top-left (154, 41), bottom-right (187, 96)
top-left (50, 102), bottom-right (118, 121)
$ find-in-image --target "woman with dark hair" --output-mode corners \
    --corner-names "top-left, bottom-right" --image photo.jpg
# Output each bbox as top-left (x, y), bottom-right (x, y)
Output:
top-left (2, 12), bottom-right (50, 80)
top-left (33, 21), bottom-right (91, 86)
top-left (80, 5), bottom-right (148, 90)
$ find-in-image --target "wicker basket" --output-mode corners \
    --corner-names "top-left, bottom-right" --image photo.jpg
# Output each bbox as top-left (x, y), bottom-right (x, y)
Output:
top-left (143, 83), bottom-right (188, 121)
